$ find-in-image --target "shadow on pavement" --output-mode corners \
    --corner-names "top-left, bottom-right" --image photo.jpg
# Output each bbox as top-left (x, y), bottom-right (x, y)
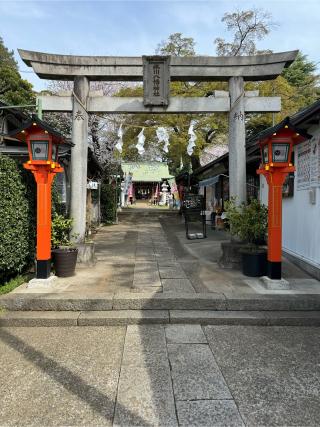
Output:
top-left (0, 328), bottom-right (149, 426)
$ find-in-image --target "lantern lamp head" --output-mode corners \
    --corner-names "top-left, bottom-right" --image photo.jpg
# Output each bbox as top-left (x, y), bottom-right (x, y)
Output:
top-left (30, 138), bottom-right (50, 162)
top-left (258, 118), bottom-right (311, 168)
top-left (271, 139), bottom-right (291, 164)
top-left (26, 126), bottom-right (55, 164)
top-left (260, 137), bottom-right (293, 167)
top-left (28, 134), bottom-right (59, 164)
top-left (6, 115), bottom-right (68, 165)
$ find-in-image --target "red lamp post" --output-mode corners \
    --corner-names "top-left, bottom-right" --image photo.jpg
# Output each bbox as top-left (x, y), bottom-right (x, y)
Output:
top-left (256, 118), bottom-right (310, 280)
top-left (9, 115), bottom-right (70, 279)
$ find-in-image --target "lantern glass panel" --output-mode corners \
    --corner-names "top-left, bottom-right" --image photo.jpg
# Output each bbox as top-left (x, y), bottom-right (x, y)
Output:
top-left (262, 145), bottom-right (269, 163)
top-left (31, 140), bottom-right (49, 161)
top-left (272, 143), bottom-right (290, 163)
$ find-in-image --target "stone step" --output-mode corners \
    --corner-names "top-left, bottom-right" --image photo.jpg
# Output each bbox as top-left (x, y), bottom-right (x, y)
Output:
top-left (1, 292), bottom-right (320, 312)
top-left (118, 210), bottom-right (178, 217)
top-left (1, 310), bottom-right (320, 327)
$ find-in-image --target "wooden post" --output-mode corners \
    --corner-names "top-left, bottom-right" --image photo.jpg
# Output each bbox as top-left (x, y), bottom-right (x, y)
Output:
top-left (34, 171), bottom-right (54, 278)
top-left (24, 163), bottom-right (63, 279)
top-left (257, 167), bottom-right (294, 279)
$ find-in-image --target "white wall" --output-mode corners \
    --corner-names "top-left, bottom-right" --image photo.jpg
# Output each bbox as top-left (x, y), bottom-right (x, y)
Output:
top-left (260, 125), bottom-right (320, 269)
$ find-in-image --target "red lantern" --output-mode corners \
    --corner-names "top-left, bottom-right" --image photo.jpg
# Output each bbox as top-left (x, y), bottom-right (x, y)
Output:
top-left (256, 118), bottom-right (310, 279)
top-left (9, 115), bottom-right (71, 279)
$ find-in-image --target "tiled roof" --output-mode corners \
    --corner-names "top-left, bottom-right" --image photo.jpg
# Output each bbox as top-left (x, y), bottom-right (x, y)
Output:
top-left (121, 161), bottom-right (173, 182)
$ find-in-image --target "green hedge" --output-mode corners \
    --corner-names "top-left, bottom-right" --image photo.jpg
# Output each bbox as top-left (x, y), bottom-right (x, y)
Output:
top-left (19, 165), bottom-right (36, 266)
top-left (101, 183), bottom-right (118, 223)
top-left (0, 155), bottom-right (33, 282)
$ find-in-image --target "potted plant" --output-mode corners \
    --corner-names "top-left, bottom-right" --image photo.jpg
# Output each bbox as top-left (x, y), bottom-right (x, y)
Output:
top-left (51, 214), bottom-right (78, 277)
top-left (224, 198), bottom-right (268, 277)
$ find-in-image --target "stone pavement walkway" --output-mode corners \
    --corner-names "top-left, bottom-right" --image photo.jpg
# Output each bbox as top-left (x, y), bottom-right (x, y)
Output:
top-left (0, 324), bottom-right (319, 426)
top-left (1, 210), bottom-right (320, 326)
top-left (8, 211), bottom-right (197, 295)
top-left (8, 209), bottom-right (320, 296)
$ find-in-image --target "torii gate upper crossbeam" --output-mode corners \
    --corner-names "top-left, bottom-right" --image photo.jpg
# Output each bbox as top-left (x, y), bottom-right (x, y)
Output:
top-left (19, 49), bottom-right (298, 81)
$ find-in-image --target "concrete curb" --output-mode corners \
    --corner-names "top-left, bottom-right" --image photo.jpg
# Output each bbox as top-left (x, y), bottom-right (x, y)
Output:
top-left (1, 310), bottom-right (320, 327)
top-left (0, 311), bottom-right (79, 327)
top-left (1, 292), bottom-right (320, 312)
top-left (169, 310), bottom-right (320, 326)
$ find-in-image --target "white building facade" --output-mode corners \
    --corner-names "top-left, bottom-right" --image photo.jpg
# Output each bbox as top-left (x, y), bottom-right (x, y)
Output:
top-left (260, 101), bottom-right (320, 278)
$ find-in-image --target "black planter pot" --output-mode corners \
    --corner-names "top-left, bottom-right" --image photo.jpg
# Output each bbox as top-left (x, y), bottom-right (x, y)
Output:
top-left (241, 249), bottom-right (267, 277)
top-left (52, 248), bottom-right (78, 277)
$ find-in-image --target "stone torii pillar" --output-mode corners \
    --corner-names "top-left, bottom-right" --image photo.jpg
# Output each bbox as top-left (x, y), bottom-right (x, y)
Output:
top-left (71, 77), bottom-right (89, 242)
top-left (229, 77), bottom-right (246, 204)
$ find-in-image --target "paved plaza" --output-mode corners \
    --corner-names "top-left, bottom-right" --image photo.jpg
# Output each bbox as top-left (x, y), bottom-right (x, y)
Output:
top-left (1, 324), bottom-right (319, 426)
top-left (0, 211), bottom-right (320, 426)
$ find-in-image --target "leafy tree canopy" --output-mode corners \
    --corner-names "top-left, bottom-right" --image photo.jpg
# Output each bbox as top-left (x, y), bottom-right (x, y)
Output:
top-left (246, 53), bottom-right (319, 136)
top-left (281, 52), bottom-right (319, 107)
top-left (0, 36), bottom-right (35, 106)
top-left (0, 36), bottom-right (17, 69)
top-left (282, 52), bottom-right (317, 87)
top-left (156, 33), bottom-right (196, 56)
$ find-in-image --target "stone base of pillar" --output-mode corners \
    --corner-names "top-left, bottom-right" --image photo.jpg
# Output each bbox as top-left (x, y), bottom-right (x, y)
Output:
top-left (76, 242), bottom-right (96, 266)
top-left (27, 275), bottom-right (58, 289)
top-left (260, 275), bottom-right (290, 290)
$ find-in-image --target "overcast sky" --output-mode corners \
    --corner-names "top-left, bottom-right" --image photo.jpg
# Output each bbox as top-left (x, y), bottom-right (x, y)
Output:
top-left (1, 0), bottom-right (319, 91)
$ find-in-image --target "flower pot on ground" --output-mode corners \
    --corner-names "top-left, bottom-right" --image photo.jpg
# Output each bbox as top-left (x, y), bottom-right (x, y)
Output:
top-left (224, 198), bottom-right (268, 277)
top-left (51, 214), bottom-right (78, 277)
top-left (240, 247), bottom-right (267, 277)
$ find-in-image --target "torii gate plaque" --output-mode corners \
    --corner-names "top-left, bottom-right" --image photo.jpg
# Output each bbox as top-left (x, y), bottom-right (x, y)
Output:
top-left (19, 49), bottom-right (298, 242)
top-left (143, 55), bottom-right (170, 106)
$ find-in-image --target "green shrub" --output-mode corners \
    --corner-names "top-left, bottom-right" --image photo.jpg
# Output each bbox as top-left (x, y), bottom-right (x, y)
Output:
top-left (19, 165), bottom-right (36, 264)
top-left (0, 155), bottom-right (31, 282)
top-left (101, 183), bottom-right (118, 223)
top-left (224, 198), bottom-right (268, 246)
top-left (51, 214), bottom-right (74, 248)
top-left (52, 177), bottom-right (66, 216)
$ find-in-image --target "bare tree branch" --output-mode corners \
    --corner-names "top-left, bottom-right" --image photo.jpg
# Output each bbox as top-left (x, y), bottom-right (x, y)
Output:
top-left (214, 8), bottom-right (277, 56)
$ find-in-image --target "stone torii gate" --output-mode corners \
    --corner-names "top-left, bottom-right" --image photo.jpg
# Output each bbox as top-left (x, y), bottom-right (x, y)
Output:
top-left (19, 49), bottom-right (298, 242)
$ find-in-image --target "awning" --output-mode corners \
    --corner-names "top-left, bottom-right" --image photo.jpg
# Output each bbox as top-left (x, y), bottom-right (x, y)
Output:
top-left (199, 175), bottom-right (220, 187)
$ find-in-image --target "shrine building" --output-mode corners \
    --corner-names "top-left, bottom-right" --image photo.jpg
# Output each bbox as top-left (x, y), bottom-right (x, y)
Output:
top-left (121, 161), bottom-right (174, 204)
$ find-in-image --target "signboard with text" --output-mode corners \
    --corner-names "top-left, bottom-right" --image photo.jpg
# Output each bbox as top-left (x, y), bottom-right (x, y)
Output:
top-left (143, 56), bottom-right (170, 107)
top-left (310, 136), bottom-right (320, 186)
top-left (297, 136), bottom-right (320, 190)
